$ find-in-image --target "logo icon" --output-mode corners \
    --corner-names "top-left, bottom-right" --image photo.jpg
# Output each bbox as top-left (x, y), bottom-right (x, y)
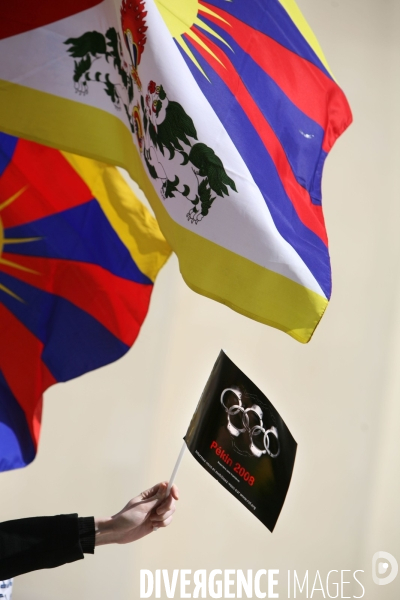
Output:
top-left (372, 551), bottom-right (398, 586)
top-left (220, 387), bottom-right (280, 458)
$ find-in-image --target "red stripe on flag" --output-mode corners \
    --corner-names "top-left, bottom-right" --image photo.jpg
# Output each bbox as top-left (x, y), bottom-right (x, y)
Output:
top-left (0, 139), bottom-right (93, 228)
top-left (186, 29), bottom-right (328, 245)
top-left (1, 253), bottom-right (152, 347)
top-left (199, 2), bottom-right (352, 152)
top-left (0, 302), bottom-right (56, 448)
top-left (0, 0), bottom-right (103, 40)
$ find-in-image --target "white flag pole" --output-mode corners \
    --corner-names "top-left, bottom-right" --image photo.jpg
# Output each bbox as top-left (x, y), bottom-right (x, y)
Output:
top-left (153, 441), bottom-right (186, 531)
top-left (166, 440), bottom-right (187, 495)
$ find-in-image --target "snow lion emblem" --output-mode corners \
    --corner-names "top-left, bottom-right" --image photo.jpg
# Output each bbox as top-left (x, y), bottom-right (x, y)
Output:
top-left (64, 0), bottom-right (237, 224)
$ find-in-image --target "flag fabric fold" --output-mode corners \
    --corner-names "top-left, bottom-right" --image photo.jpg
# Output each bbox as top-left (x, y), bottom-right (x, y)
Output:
top-left (0, 0), bottom-right (352, 342)
top-left (0, 133), bottom-right (171, 472)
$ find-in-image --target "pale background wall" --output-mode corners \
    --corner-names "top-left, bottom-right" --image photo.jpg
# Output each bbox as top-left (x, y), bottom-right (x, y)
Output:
top-left (1, 0), bottom-right (399, 598)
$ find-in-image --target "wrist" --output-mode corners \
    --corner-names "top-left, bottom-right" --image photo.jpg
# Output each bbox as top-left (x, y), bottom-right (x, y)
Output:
top-left (94, 516), bottom-right (118, 546)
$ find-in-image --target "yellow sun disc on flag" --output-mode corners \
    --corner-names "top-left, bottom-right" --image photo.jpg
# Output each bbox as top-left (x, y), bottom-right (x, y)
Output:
top-left (154, 0), bottom-right (199, 38)
top-left (154, 0), bottom-right (232, 78)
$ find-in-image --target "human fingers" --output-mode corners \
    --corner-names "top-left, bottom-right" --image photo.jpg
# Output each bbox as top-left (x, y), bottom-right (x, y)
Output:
top-left (150, 506), bottom-right (176, 523)
top-left (127, 482), bottom-right (167, 512)
top-left (152, 513), bottom-right (175, 528)
top-left (140, 483), bottom-right (178, 506)
top-left (154, 494), bottom-right (176, 517)
top-left (140, 481), bottom-right (168, 502)
top-left (156, 484), bottom-right (179, 512)
top-left (169, 484), bottom-right (179, 501)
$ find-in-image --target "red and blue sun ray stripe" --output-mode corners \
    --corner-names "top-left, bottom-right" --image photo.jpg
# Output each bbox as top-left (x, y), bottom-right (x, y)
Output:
top-left (176, 0), bottom-right (352, 299)
top-left (0, 132), bottom-right (158, 472)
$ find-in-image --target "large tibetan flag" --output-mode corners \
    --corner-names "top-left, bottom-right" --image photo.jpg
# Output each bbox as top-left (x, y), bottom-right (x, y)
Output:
top-left (0, 133), bottom-right (171, 472)
top-left (0, 0), bottom-right (352, 343)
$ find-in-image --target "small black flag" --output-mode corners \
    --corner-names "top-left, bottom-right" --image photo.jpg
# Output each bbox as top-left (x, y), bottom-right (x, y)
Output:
top-left (184, 350), bottom-right (297, 532)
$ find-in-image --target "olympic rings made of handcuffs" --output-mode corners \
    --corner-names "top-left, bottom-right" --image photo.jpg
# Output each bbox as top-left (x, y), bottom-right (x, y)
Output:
top-left (220, 388), bottom-right (280, 458)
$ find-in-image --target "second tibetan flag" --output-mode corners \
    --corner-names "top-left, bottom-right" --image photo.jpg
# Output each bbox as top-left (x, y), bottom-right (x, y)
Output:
top-left (0, 133), bottom-right (171, 472)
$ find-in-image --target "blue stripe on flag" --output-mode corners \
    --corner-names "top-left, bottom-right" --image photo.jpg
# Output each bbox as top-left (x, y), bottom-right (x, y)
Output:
top-left (3, 200), bottom-right (152, 285)
top-left (0, 273), bottom-right (130, 382)
top-left (177, 39), bottom-right (331, 298)
top-left (196, 15), bottom-right (326, 202)
top-left (0, 133), bottom-right (18, 177)
top-left (0, 369), bottom-right (36, 471)
top-left (205, 0), bottom-right (332, 79)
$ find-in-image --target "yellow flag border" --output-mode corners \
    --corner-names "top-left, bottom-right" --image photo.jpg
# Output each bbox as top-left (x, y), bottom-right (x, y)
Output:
top-left (61, 152), bottom-right (172, 283)
top-left (278, 0), bottom-right (335, 79)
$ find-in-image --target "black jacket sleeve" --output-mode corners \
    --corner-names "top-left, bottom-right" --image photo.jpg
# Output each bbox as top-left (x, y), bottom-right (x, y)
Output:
top-left (0, 514), bottom-right (94, 580)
